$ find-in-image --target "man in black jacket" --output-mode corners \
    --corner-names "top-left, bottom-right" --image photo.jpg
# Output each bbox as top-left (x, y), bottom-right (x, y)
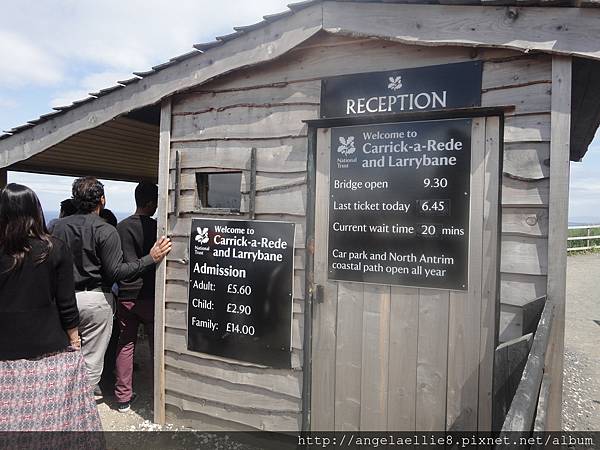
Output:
top-left (52, 176), bottom-right (171, 394)
top-left (114, 182), bottom-right (159, 412)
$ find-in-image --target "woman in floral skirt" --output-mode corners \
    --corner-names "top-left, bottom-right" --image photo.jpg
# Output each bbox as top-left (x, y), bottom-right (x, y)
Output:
top-left (0, 183), bottom-right (102, 432)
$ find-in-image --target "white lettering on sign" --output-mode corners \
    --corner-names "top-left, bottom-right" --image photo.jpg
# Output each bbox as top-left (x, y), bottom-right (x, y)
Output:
top-left (346, 91), bottom-right (447, 115)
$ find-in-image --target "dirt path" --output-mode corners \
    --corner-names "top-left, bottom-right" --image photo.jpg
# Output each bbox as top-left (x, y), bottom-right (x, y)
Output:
top-left (563, 253), bottom-right (600, 431)
top-left (96, 334), bottom-right (184, 431)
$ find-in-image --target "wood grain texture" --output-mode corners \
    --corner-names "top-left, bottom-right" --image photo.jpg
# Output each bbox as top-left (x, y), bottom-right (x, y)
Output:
top-left (493, 333), bottom-right (534, 430)
top-left (172, 80), bottom-right (321, 114)
top-left (504, 114), bottom-right (551, 142)
top-left (446, 118), bottom-right (485, 432)
top-left (204, 33), bottom-right (516, 92)
top-left (500, 273), bottom-right (547, 308)
top-left (171, 138), bottom-right (307, 173)
top-left (165, 389), bottom-right (300, 431)
top-left (479, 116), bottom-right (501, 430)
top-left (154, 99), bottom-right (171, 424)
top-left (334, 282), bottom-right (364, 431)
top-left (545, 56), bottom-right (572, 430)
top-left (169, 169), bottom-right (306, 193)
top-left (322, 3), bottom-right (600, 60)
top-left (416, 289), bottom-right (450, 431)
top-left (387, 286), bottom-right (419, 431)
top-left (482, 56), bottom-right (551, 91)
top-left (500, 235), bottom-right (548, 275)
top-left (502, 176), bottom-right (549, 206)
top-left (169, 184), bottom-right (307, 216)
top-left (164, 350), bottom-right (302, 399)
top-left (503, 142), bottom-right (550, 181)
top-left (498, 303), bottom-right (524, 343)
top-left (165, 366), bottom-right (300, 412)
top-left (482, 83), bottom-right (551, 116)
top-left (311, 127), bottom-right (338, 430)
top-left (502, 207), bottom-right (548, 237)
top-left (359, 284), bottom-right (391, 431)
top-left (171, 104), bottom-right (317, 141)
top-left (165, 326), bottom-right (303, 370)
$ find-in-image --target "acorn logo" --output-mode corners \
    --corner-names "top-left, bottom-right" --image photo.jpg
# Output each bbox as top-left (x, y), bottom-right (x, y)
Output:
top-left (388, 76), bottom-right (403, 91)
top-left (195, 227), bottom-right (210, 244)
top-left (337, 136), bottom-right (356, 156)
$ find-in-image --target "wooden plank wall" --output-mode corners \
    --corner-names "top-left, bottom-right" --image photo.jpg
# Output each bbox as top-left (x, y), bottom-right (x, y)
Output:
top-left (160, 33), bottom-right (553, 431)
top-left (163, 65), bottom-right (319, 432)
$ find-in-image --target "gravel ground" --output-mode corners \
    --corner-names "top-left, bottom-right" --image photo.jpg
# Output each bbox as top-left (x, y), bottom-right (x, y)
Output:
top-left (96, 332), bottom-right (187, 432)
top-left (562, 254), bottom-right (600, 431)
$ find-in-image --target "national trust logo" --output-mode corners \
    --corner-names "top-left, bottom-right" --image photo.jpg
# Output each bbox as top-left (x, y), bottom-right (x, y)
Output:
top-left (195, 227), bottom-right (210, 244)
top-left (387, 75), bottom-right (403, 91)
top-left (337, 136), bottom-right (356, 156)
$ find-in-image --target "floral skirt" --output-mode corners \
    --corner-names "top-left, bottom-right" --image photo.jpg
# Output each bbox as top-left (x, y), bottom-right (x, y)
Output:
top-left (0, 348), bottom-right (102, 431)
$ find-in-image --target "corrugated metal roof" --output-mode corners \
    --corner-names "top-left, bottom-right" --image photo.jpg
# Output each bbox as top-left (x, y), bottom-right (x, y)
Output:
top-left (9, 117), bottom-right (159, 182)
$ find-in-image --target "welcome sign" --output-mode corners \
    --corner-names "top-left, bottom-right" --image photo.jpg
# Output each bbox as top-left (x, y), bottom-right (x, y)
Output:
top-left (328, 118), bottom-right (471, 290)
top-left (320, 61), bottom-right (482, 118)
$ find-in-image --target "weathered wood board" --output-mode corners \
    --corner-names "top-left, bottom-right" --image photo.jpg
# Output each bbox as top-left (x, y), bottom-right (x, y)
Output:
top-left (159, 32), bottom-right (552, 433)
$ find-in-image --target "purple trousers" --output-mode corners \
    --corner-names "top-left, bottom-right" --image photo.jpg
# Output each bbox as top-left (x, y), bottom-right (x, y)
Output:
top-left (114, 298), bottom-right (154, 403)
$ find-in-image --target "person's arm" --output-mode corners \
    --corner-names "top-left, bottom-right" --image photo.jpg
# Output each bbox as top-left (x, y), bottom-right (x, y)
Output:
top-left (66, 327), bottom-right (80, 349)
top-left (54, 241), bottom-right (80, 334)
top-left (98, 226), bottom-right (171, 284)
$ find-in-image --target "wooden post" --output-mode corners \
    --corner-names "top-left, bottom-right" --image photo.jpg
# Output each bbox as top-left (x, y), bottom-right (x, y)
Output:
top-left (154, 98), bottom-right (172, 425)
top-left (545, 56), bottom-right (572, 430)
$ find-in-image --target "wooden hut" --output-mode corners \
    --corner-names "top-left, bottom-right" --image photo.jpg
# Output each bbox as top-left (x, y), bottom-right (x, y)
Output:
top-left (1, 0), bottom-right (599, 432)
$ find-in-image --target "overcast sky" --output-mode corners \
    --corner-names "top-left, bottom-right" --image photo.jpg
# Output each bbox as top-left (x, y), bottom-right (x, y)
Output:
top-left (1, 0), bottom-right (599, 222)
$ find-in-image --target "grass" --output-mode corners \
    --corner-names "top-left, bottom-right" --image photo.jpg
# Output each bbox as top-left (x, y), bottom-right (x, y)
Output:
top-left (568, 226), bottom-right (600, 253)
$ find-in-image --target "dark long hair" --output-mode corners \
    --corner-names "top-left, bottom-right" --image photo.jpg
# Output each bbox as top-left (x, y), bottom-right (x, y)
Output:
top-left (0, 183), bottom-right (53, 271)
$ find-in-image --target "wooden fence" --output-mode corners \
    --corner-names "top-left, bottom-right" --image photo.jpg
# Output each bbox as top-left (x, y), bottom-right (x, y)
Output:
top-left (494, 297), bottom-right (554, 445)
top-left (567, 224), bottom-right (600, 252)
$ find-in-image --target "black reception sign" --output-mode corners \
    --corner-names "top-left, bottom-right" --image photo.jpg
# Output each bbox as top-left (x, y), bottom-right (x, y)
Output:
top-left (320, 61), bottom-right (482, 118)
top-left (328, 119), bottom-right (471, 290)
top-left (187, 219), bottom-right (295, 368)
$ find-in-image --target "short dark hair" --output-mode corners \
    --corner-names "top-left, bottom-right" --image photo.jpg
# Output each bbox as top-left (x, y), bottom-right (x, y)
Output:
top-left (59, 198), bottom-right (77, 218)
top-left (135, 182), bottom-right (158, 208)
top-left (99, 208), bottom-right (118, 227)
top-left (72, 176), bottom-right (104, 213)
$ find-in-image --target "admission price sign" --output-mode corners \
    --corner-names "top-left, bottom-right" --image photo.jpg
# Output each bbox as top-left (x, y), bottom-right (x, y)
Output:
top-left (187, 218), bottom-right (295, 368)
top-left (328, 118), bottom-right (471, 290)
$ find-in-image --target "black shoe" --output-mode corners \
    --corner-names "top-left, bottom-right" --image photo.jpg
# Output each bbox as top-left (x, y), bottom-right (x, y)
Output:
top-left (117, 392), bottom-right (138, 413)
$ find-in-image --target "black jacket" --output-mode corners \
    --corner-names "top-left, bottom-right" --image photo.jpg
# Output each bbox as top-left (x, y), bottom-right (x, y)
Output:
top-left (0, 238), bottom-right (79, 360)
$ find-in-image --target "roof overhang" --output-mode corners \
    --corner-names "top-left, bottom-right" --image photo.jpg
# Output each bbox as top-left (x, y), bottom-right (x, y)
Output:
top-left (1, 1), bottom-right (600, 175)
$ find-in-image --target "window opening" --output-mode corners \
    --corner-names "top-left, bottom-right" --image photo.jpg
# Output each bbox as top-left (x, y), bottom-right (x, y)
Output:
top-left (195, 172), bottom-right (242, 211)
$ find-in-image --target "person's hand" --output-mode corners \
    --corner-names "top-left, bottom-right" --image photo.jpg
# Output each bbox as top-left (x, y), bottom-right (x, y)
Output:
top-left (150, 236), bottom-right (172, 263)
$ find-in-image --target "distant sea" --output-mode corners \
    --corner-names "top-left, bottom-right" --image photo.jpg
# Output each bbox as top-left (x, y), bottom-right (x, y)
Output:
top-left (44, 210), bottom-right (132, 224)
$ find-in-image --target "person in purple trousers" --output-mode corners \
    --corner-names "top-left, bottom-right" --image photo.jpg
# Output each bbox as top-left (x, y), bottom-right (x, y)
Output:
top-left (114, 182), bottom-right (159, 412)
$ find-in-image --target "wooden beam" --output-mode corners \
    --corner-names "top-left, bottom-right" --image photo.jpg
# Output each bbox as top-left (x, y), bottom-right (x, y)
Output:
top-left (154, 98), bottom-right (172, 425)
top-left (0, 3), bottom-right (322, 169)
top-left (322, 3), bottom-right (600, 61)
top-left (499, 301), bottom-right (554, 438)
top-left (545, 56), bottom-right (572, 431)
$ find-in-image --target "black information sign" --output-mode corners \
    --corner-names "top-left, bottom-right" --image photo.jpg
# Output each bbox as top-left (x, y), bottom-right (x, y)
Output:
top-left (328, 118), bottom-right (471, 290)
top-left (320, 61), bottom-right (482, 118)
top-left (187, 218), bottom-right (295, 368)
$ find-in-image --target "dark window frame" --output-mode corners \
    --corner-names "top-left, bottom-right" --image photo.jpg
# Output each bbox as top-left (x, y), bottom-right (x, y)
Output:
top-left (194, 170), bottom-right (243, 215)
